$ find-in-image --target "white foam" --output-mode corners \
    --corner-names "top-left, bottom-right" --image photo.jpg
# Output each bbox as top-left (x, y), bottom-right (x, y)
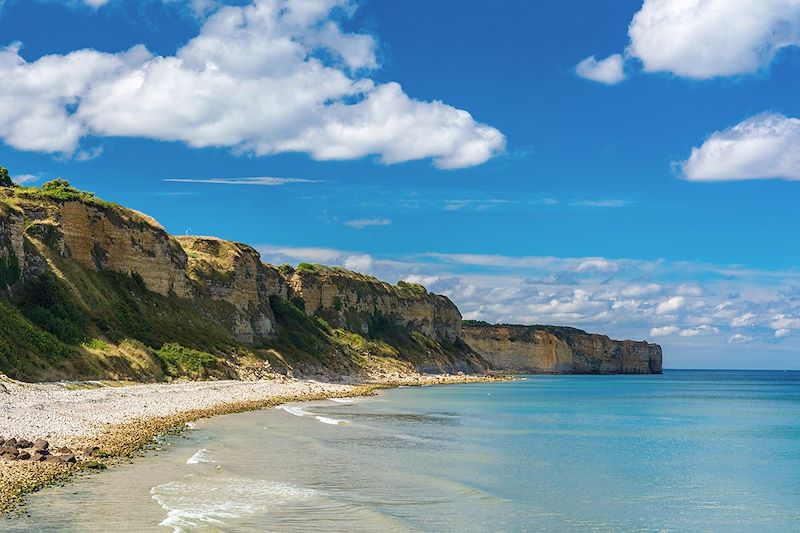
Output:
top-left (330, 398), bottom-right (355, 404)
top-left (315, 415), bottom-right (348, 425)
top-left (186, 448), bottom-right (213, 465)
top-left (277, 405), bottom-right (309, 417)
top-left (151, 477), bottom-right (318, 533)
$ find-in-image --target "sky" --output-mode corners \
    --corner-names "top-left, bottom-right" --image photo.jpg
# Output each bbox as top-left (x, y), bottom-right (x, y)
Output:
top-left (1, 0), bottom-right (800, 369)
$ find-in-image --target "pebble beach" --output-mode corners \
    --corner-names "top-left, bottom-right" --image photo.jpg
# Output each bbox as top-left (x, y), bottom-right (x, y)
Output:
top-left (0, 373), bottom-right (499, 514)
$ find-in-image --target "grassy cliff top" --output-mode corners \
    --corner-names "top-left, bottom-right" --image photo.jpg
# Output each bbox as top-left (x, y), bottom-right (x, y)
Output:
top-left (0, 179), bottom-right (163, 230)
top-left (284, 263), bottom-right (431, 299)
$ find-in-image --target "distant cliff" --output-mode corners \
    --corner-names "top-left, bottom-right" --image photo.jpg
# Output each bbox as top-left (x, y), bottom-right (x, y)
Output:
top-left (462, 322), bottom-right (662, 374)
top-left (0, 179), bottom-right (486, 381)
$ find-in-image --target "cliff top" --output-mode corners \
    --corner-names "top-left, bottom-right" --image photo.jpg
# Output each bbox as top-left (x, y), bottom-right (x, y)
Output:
top-left (0, 179), bottom-right (162, 230)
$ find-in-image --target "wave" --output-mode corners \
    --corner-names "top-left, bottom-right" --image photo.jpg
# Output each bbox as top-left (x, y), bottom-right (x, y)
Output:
top-left (330, 397), bottom-right (355, 404)
top-left (186, 448), bottom-right (213, 465)
top-left (277, 405), bottom-right (310, 417)
top-left (315, 415), bottom-right (348, 425)
top-left (151, 477), bottom-right (318, 533)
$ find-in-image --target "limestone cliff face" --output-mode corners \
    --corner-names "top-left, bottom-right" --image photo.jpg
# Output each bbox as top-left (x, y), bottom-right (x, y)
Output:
top-left (463, 323), bottom-right (662, 374)
top-left (177, 236), bottom-right (284, 343)
top-left (286, 268), bottom-right (462, 344)
top-left (2, 197), bottom-right (190, 298)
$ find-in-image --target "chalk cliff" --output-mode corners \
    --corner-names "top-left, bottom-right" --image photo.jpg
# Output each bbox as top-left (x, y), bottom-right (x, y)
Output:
top-left (462, 322), bottom-right (662, 374)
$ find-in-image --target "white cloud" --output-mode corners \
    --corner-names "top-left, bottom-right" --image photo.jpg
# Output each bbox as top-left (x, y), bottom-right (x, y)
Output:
top-left (343, 254), bottom-right (374, 273)
top-left (656, 296), bottom-right (685, 315)
top-left (651, 325), bottom-right (680, 337)
top-left (775, 328), bottom-right (792, 338)
top-left (0, 0), bottom-right (504, 169)
top-left (11, 173), bottom-right (39, 185)
top-left (682, 113), bottom-right (800, 181)
top-left (164, 177), bottom-right (317, 186)
top-left (678, 325), bottom-right (719, 337)
top-left (627, 0), bottom-right (800, 79)
top-left (728, 333), bottom-right (755, 344)
top-left (344, 218), bottom-right (391, 229)
top-left (575, 54), bottom-right (626, 84)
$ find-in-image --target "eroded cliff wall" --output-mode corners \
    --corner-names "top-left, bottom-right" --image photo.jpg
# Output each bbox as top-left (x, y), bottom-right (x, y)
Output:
top-left (286, 267), bottom-right (462, 344)
top-left (0, 184), bottom-right (484, 380)
top-left (463, 322), bottom-right (662, 374)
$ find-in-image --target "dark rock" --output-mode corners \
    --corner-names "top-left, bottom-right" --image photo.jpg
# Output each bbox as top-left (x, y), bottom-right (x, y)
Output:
top-left (44, 455), bottom-right (64, 464)
top-left (33, 439), bottom-right (49, 451)
top-left (16, 439), bottom-right (33, 449)
top-left (84, 446), bottom-right (100, 457)
top-left (58, 446), bottom-right (73, 455)
top-left (62, 454), bottom-right (77, 464)
top-left (31, 452), bottom-right (46, 462)
top-left (16, 451), bottom-right (30, 460)
top-left (0, 446), bottom-right (18, 455)
top-left (0, 436), bottom-right (5, 445)
top-left (5, 437), bottom-right (17, 448)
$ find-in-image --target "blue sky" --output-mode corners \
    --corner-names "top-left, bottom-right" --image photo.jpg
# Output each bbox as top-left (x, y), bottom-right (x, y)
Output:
top-left (2, 0), bottom-right (800, 369)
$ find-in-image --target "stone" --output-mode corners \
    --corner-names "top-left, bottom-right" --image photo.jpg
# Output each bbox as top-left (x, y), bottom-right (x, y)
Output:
top-left (0, 436), bottom-right (5, 445)
top-left (5, 437), bottom-right (17, 448)
top-left (16, 451), bottom-right (30, 461)
top-left (33, 439), bottom-right (49, 451)
top-left (57, 446), bottom-right (73, 455)
top-left (44, 455), bottom-right (64, 464)
top-left (16, 439), bottom-right (32, 449)
top-left (62, 454), bottom-right (77, 464)
top-left (84, 446), bottom-right (100, 457)
top-left (31, 453), bottom-right (46, 462)
top-left (0, 446), bottom-right (17, 455)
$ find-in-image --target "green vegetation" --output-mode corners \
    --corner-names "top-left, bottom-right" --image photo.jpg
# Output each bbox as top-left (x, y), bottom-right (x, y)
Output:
top-left (0, 167), bottom-right (13, 188)
top-left (0, 250), bottom-right (20, 287)
top-left (395, 280), bottom-right (427, 298)
top-left (297, 262), bottom-right (318, 273)
top-left (333, 295), bottom-right (343, 311)
top-left (156, 343), bottom-right (217, 377)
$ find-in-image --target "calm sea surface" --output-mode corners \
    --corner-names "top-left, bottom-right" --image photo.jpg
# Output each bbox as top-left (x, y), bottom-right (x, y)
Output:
top-left (5, 370), bottom-right (800, 532)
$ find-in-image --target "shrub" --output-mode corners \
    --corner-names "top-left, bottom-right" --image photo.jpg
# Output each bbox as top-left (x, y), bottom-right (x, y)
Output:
top-left (156, 343), bottom-right (216, 374)
top-left (0, 167), bottom-right (13, 188)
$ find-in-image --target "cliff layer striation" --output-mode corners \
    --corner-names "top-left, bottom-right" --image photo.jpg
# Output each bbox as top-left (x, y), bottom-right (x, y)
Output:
top-left (463, 322), bottom-right (662, 374)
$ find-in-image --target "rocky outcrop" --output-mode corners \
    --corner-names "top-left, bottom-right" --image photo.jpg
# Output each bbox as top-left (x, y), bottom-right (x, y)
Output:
top-left (178, 236), bottom-right (284, 343)
top-left (0, 195), bottom-right (190, 297)
top-left (463, 322), bottom-right (662, 374)
top-left (286, 267), bottom-right (462, 343)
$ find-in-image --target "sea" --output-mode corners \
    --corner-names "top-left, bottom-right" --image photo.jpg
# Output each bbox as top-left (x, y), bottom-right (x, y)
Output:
top-left (4, 370), bottom-right (800, 532)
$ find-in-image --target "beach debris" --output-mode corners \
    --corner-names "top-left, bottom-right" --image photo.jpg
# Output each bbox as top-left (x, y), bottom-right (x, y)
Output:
top-left (33, 439), bottom-right (49, 452)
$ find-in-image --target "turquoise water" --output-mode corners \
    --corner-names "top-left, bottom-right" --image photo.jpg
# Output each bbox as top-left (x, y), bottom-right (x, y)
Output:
top-left (6, 370), bottom-right (800, 532)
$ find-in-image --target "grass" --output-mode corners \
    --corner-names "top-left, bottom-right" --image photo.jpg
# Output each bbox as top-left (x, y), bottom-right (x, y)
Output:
top-left (155, 343), bottom-right (218, 377)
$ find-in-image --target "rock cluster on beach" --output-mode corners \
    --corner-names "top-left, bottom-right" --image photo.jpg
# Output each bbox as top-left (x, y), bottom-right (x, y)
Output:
top-left (0, 437), bottom-right (77, 465)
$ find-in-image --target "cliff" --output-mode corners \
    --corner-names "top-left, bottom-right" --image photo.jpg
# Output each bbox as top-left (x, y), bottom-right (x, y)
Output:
top-left (463, 322), bottom-right (662, 374)
top-left (0, 179), bottom-right (486, 381)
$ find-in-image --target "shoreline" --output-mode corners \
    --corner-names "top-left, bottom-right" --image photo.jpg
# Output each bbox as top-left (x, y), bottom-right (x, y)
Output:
top-left (0, 373), bottom-right (503, 515)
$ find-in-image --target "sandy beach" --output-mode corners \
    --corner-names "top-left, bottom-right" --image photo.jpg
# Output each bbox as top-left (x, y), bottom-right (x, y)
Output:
top-left (0, 373), bottom-right (498, 514)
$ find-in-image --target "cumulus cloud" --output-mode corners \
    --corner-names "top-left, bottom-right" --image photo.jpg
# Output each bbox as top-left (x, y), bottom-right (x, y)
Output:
top-left (628, 0), bottom-right (800, 79)
top-left (344, 218), bottom-right (391, 229)
top-left (682, 113), bottom-right (800, 181)
top-left (728, 333), bottom-right (755, 344)
top-left (655, 296), bottom-right (685, 315)
top-left (581, 1), bottom-right (800, 82)
top-left (650, 325), bottom-right (680, 337)
top-left (0, 0), bottom-right (504, 168)
top-left (575, 54), bottom-right (625, 84)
